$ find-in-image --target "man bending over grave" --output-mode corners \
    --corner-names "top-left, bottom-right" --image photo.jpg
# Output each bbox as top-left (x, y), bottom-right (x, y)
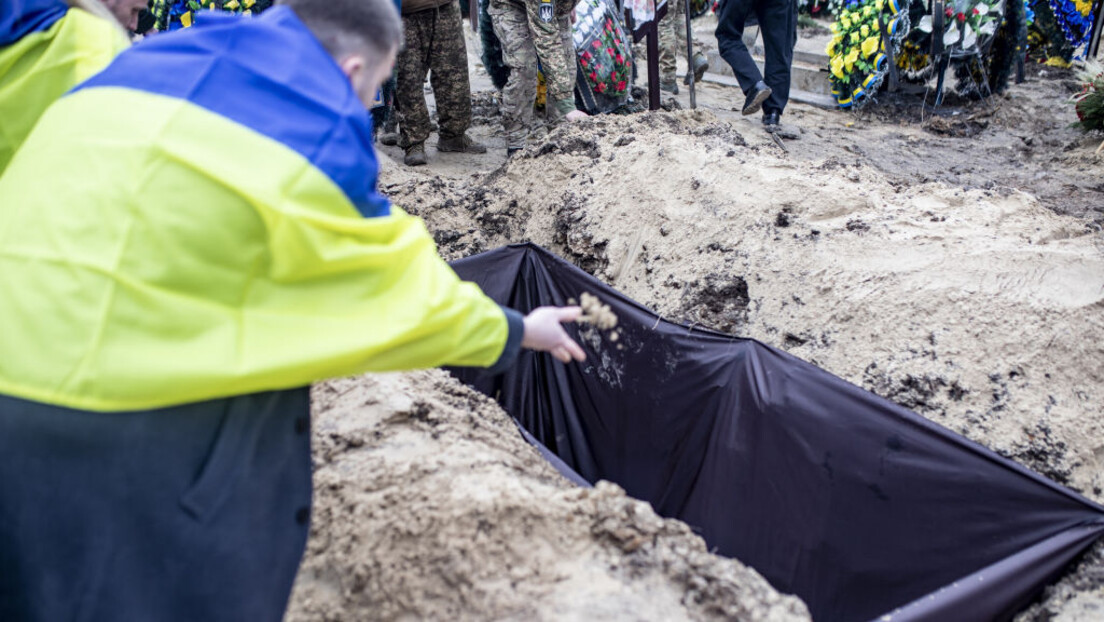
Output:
top-left (0, 0), bottom-right (585, 619)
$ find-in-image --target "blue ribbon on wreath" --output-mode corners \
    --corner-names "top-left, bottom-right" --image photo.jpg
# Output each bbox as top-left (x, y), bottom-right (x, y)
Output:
top-left (1039, 0), bottom-right (1096, 58)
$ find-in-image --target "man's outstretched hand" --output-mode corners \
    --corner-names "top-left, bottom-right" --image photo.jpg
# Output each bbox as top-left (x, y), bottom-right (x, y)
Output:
top-left (521, 307), bottom-right (586, 363)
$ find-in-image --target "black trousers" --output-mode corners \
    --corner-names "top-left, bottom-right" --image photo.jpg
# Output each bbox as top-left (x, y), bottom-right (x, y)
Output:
top-left (0, 388), bottom-right (313, 622)
top-left (715, 0), bottom-right (797, 116)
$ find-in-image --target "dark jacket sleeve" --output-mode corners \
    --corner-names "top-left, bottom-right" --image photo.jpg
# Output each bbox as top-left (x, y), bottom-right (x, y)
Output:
top-left (485, 306), bottom-right (525, 375)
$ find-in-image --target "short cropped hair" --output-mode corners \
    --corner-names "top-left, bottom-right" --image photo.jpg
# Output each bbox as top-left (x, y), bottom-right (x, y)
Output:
top-left (277, 0), bottom-right (402, 59)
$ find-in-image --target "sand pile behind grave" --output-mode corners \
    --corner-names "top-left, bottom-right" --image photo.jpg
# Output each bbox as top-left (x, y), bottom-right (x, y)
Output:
top-left (383, 109), bottom-right (1104, 498)
top-left (288, 108), bottom-right (1103, 620)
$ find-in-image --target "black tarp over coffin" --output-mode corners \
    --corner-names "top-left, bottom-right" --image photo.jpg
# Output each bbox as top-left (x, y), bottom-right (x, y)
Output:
top-left (448, 244), bottom-right (1104, 622)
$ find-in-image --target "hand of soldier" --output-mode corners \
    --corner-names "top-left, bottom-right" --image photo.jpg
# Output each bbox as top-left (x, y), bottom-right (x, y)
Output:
top-left (565, 109), bottom-right (589, 121)
top-left (571, 8), bottom-right (577, 23)
top-left (521, 306), bottom-right (586, 363)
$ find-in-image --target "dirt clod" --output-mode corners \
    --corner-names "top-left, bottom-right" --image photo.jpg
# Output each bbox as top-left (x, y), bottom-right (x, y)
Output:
top-left (578, 292), bottom-right (619, 330)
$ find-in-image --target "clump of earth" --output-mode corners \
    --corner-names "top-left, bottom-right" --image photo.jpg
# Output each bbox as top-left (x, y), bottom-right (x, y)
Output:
top-left (576, 292), bottom-right (619, 331)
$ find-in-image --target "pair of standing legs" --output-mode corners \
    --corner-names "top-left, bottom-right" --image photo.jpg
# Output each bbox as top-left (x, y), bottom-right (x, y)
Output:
top-left (395, 1), bottom-right (485, 164)
top-left (715, 0), bottom-right (796, 119)
top-left (655, 0), bottom-right (709, 92)
top-left (489, 0), bottom-right (577, 153)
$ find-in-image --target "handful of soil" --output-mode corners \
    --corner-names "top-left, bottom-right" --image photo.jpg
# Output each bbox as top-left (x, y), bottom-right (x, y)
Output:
top-left (571, 292), bottom-right (621, 342)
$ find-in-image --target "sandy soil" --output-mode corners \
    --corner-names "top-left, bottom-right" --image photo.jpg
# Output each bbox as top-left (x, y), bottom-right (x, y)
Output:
top-left (286, 371), bottom-right (808, 621)
top-left (384, 108), bottom-right (1104, 493)
top-left (287, 21), bottom-right (1104, 622)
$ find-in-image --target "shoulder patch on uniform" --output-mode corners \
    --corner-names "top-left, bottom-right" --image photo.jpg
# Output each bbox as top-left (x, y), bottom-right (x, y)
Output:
top-left (538, 0), bottom-right (554, 22)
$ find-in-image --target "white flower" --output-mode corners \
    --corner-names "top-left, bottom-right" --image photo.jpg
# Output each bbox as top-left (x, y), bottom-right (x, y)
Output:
top-left (918, 15), bottom-right (933, 32)
top-left (944, 24), bottom-right (959, 46)
top-left (961, 23), bottom-right (977, 48)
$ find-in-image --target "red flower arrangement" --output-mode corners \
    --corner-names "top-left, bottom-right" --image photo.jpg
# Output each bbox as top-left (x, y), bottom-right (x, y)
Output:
top-left (573, 0), bottom-right (632, 109)
top-left (577, 3), bottom-right (632, 102)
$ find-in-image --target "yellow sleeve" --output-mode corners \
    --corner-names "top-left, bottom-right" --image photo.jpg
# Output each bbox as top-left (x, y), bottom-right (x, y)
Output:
top-left (0, 88), bottom-right (516, 411)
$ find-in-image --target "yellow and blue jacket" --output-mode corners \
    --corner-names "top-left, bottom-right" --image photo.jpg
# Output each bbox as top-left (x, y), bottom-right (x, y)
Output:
top-left (0, 0), bottom-right (128, 173)
top-left (0, 7), bottom-right (521, 412)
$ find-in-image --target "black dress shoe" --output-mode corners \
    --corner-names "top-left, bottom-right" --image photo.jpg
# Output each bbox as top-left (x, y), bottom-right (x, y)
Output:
top-left (742, 81), bottom-right (772, 116)
top-left (762, 111), bottom-right (781, 127)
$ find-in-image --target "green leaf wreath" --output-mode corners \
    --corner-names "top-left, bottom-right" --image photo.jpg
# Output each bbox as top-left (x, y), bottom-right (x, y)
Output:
top-left (1070, 60), bottom-right (1104, 133)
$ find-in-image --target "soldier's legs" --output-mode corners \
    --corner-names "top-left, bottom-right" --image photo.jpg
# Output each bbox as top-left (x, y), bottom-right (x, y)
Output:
top-left (396, 10), bottom-right (434, 148)
top-left (658, 1), bottom-right (683, 84)
top-left (490, 0), bottom-right (538, 150)
top-left (545, 14), bottom-right (577, 125)
top-left (633, 41), bottom-right (646, 83)
top-left (525, 0), bottom-right (575, 113)
top-left (428, 1), bottom-right (474, 141)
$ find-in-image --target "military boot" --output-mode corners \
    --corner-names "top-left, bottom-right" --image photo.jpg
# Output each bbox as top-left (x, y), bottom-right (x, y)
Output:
top-left (378, 115), bottom-right (399, 146)
top-left (437, 134), bottom-right (487, 154)
top-left (684, 52), bottom-right (710, 85)
top-left (404, 143), bottom-right (428, 166)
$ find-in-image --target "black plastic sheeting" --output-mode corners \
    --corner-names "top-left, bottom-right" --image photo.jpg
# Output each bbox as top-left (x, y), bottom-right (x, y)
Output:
top-left (449, 243), bottom-right (1104, 622)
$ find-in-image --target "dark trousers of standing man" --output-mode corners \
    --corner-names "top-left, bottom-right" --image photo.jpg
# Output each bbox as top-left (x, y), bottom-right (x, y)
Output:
top-left (715, 0), bottom-right (796, 117)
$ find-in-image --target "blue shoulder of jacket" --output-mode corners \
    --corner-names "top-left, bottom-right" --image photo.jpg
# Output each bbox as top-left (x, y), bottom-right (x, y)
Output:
top-left (0, 0), bottom-right (67, 46)
top-left (75, 7), bottom-right (390, 218)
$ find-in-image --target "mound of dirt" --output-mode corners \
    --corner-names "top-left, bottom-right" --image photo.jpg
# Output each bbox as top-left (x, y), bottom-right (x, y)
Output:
top-left (288, 65), bottom-right (1104, 614)
top-left (385, 109), bottom-right (1103, 494)
top-left (376, 108), bottom-right (1104, 616)
top-left (286, 370), bottom-right (810, 621)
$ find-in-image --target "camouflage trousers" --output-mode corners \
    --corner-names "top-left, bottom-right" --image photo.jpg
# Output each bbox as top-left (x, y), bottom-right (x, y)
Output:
top-left (635, 0), bottom-right (694, 85)
top-left (395, 1), bottom-right (473, 147)
top-left (489, 0), bottom-right (576, 149)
